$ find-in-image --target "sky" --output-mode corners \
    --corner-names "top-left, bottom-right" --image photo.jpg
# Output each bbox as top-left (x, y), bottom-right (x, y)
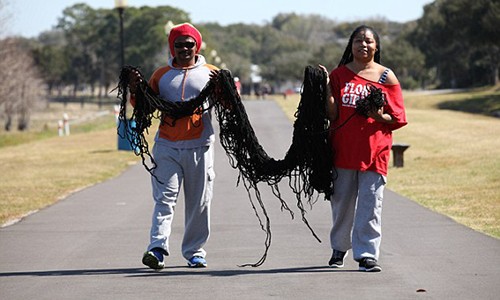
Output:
top-left (4, 0), bottom-right (434, 38)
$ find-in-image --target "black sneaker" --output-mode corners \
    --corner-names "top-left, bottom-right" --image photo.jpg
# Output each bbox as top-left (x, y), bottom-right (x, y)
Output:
top-left (358, 257), bottom-right (381, 272)
top-left (328, 250), bottom-right (347, 268)
top-left (142, 248), bottom-right (165, 270)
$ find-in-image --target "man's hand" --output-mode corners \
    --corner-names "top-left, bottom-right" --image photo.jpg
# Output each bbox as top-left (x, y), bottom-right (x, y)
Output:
top-left (209, 69), bottom-right (220, 81)
top-left (129, 69), bottom-right (144, 94)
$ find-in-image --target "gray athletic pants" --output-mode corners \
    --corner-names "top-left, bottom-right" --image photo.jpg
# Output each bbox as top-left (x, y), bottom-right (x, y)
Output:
top-left (147, 143), bottom-right (215, 260)
top-left (329, 168), bottom-right (386, 261)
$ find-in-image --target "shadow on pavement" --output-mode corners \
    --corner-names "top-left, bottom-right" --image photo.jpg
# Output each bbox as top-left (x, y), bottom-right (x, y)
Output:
top-left (0, 265), bottom-right (360, 278)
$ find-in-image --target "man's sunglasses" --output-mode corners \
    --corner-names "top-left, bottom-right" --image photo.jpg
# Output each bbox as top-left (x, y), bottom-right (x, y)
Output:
top-left (174, 42), bottom-right (196, 49)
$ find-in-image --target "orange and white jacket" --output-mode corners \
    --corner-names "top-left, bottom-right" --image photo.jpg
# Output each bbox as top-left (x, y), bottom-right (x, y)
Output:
top-left (148, 55), bottom-right (218, 149)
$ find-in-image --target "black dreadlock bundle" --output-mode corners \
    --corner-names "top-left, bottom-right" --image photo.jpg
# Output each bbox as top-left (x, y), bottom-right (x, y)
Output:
top-left (210, 66), bottom-right (333, 266)
top-left (114, 65), bottom-right (213, 176)
top-left (355, 83), bottom-right (387, 118)
top-left (331, 82), bottom-right (389, 133)
top-left (114, 65), bottom-right (332, 267)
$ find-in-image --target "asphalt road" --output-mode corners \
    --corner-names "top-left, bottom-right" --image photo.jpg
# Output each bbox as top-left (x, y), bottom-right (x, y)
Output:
top-left (1, 100), bottom-right (499, 300)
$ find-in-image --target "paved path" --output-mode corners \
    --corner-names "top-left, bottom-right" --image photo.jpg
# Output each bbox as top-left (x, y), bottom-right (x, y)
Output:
top-left (1, 100), bottom-right (499, 299)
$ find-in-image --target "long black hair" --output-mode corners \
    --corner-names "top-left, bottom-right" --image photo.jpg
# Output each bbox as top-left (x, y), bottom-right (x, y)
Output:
top-left (115, 66), bottom-right (332, 267)
top-left (337, 25), bottom-right (381, 67)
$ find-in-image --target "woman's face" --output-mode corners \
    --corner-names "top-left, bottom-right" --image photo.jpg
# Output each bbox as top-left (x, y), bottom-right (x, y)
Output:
top-left (351, 29), bottom-right (377, 62)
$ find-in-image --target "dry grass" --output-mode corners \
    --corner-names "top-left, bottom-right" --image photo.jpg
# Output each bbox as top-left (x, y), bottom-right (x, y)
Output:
top-left (274, 89), bottom-right (500, 238)
top-left (1, 91), bottom-right (499, 239)
top-left (0, 123), bottom-right (141, 225)
top-left (0, 102), bottom-right (143, 226)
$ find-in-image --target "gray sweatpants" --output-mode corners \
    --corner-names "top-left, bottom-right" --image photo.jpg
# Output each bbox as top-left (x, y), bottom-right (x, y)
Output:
top-left (329, 168), bottom-right (386, 261)
top-left (147, 143), bottom-right (215, 260)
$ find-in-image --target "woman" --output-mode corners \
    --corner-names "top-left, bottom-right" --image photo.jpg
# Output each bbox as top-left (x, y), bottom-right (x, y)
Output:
top-left (324, 25), bottom-right (407, 272)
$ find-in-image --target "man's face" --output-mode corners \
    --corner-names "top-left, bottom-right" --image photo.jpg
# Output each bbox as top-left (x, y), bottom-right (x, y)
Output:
top-left (173, 35), bottom-right (197, 66)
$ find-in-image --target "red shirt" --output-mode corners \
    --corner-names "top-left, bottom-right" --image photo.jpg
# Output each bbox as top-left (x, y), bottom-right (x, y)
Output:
top-left (329, 65), bottom-right (407, 176)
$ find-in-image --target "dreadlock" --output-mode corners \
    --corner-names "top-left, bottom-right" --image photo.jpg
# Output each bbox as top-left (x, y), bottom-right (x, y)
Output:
top-left (114, 65), bottom-right (332, 267)
top-left (355, 83), bottom-right (387, 118)
top-left (211, 66), bottom-right (333, 267)
top-left (329, 83), bottom-right (388, 133)
top-left (114, 66), bottom-right (213, 178)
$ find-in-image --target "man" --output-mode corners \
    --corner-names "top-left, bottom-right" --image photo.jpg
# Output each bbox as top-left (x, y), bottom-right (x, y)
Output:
top-left (130, 23), bottom-right (218, 270)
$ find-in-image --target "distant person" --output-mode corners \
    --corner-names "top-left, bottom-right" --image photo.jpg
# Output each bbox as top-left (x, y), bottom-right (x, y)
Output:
top-left (234, 76), bottom-right (242, 95)
top-left (321, 25), bottom-right (407, 272)
top-left (128, 23), bottom-right (219, 270)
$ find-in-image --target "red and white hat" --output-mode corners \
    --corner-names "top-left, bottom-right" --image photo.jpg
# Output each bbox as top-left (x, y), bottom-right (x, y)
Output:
top-left (168, 22), bottom-right (202, 56)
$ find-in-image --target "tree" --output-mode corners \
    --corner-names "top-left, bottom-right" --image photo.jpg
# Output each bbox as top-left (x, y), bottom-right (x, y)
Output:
top-left (124, 5), bottom-right (192, 76)
top-left (0, 38), bottom-right (43, 131)
top-left (258, 26), bottom-right (312, 83)
top-left (1, 0), bottom-right (43, 130)
top-left (33, 30), bottom-right (70, 96)
top-left (384, 38), bottom-right (427, 89)
top-left (308, 43), bottom-right (343, 71)
top-left (409, 0), bottom-right (499, 87)
top-left (11, 1), bottom-right (499, 96)
top-left (51, 4), bottom-right (192, 100)
top-left (57, 3), bottom-right (101, 97)
top-left (271, 13), bottom-right (337, 46)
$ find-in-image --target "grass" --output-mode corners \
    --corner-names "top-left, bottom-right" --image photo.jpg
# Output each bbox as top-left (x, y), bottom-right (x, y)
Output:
top-left (0, 102), bottom-right (143, 226)
top-left (1, 89), bottom-right (499, 239)
top-left (274, 87), bottom-right (500, 238)
top-left (0, 101), bottom-right (117, 147)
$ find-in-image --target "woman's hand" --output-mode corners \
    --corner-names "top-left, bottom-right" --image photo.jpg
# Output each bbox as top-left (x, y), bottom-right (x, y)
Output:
top-left (318, 64), bottom-right (330, 85)
top-left (368, 106), bottom-right (394, 124)
top-left (318, 64), bottom-right (337, 121)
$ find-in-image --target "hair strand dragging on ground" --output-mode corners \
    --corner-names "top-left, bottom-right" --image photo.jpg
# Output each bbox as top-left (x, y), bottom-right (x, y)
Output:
top-left (114, 65), bottom-right (333, 267)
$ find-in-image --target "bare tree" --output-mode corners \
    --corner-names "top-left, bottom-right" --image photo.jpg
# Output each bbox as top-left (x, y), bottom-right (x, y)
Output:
top-left (0, 38), bottom-right (44, 131)
top-left (0, 0), bottom-right (43, 131)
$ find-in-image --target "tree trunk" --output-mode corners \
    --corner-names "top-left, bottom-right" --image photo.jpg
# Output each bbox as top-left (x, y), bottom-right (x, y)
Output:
top-left (17, 115), bottom-right (29, 131)
top-left (4, 115), bottom-right (12, 131)
top-left (494, 65), bottom-right (499, 85)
